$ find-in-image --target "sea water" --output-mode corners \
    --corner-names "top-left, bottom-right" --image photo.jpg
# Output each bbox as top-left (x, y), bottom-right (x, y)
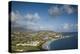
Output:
top-left (49, 32), bottom-right (78, 50)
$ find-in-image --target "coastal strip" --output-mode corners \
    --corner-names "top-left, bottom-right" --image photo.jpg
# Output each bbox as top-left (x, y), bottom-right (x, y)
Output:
top-left (42, 35), bottom-right (71, 50)
top-left (42, 39), bottom-right (58, 50)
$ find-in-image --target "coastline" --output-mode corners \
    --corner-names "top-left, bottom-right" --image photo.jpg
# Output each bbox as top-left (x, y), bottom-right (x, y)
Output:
top-left (41, 35), bottom-right (72, 50)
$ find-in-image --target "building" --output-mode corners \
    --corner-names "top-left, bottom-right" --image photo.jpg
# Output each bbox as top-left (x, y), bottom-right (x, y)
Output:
top-left (16, 41), bottom-right (40, 46)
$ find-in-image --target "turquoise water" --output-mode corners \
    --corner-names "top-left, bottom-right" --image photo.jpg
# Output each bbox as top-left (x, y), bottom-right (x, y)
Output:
top-left (49, 32), bottom-right (78, 50)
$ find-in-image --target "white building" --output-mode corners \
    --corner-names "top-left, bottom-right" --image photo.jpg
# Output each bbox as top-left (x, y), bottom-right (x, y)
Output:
top-left (16, 41), bottom-right (40, 46)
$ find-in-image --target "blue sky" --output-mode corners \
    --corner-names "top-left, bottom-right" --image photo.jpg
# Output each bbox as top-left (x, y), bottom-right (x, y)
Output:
top-left (10, 1), bottom-right (78, 32)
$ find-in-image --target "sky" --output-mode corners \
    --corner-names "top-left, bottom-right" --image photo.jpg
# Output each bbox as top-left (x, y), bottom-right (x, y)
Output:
top-left (10, 1), bottom-right (78, 32)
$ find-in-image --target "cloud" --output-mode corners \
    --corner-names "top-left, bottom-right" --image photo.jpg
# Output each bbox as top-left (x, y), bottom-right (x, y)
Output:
top-left (48, 5), bottom-right (61, 16)
top-left (11, 11), bottom-right (40, 22)
top-left (62, 23), bottom-right (78, 32)
top-left (24, 12), bottom-right (40, 22)
top-left (11, 11), bottom-right (41, 31)
top-left (62, 5), bottom-right (74, 14)
top-left (39, 26), bottom-right (54, 31)
top-left (11, 11), bottom-right (54, 31)
top-left (11, 11), bottom-right (53, 31)
top-left (11, 11), bottom-right (17, 21)
top-left (11, 11), bottom-right (24, 22)
top-left (63, 23), bottom-right (70, 30)
top-left (48, 5), bottom-right (76, 17)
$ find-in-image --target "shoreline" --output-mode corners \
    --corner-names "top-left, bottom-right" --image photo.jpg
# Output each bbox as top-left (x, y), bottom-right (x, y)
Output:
top-left (41, 35), bottom-right (71, 50)
top-left (42, 39), bottom-right (58, 50)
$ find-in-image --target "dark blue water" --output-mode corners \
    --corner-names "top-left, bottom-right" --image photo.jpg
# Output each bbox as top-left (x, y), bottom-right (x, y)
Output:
top-left (49, 32), bottom-right (78, 50)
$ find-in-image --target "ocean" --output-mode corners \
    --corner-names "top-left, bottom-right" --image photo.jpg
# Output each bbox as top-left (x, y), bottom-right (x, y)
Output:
top-left (49, 32), bottom-right (78, 50)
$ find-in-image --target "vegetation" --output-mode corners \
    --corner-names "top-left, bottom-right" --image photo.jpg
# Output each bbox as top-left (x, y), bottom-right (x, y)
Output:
top-left (11, 31), bottom-right (62, 52)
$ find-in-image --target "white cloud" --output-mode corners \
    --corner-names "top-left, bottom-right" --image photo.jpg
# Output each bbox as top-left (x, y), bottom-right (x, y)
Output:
top-left (63, 23), bottom-right (70, 30)
top-left (63, 23), bottom-right (78, 32)
top-left (11, 11), bottom-right (41, 31)
top-left (48, 5), bottom-right (61, 16)
top-left (25, 12), bottom-right (40, 22)
top-left (11, 11), bottom-right (17, 21)
top-left (39, 26), bottom-right (54, 31)
top-left (34, 12), bottom-right (40, 19)
top-left (11, 11), bottom-right (53, 31)
top-left (62, 5), bottom-right (74, 14)
top-left (48, 5), bottom-right (76, 16)
top-left (11, 11), bottom-right (24, 22)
